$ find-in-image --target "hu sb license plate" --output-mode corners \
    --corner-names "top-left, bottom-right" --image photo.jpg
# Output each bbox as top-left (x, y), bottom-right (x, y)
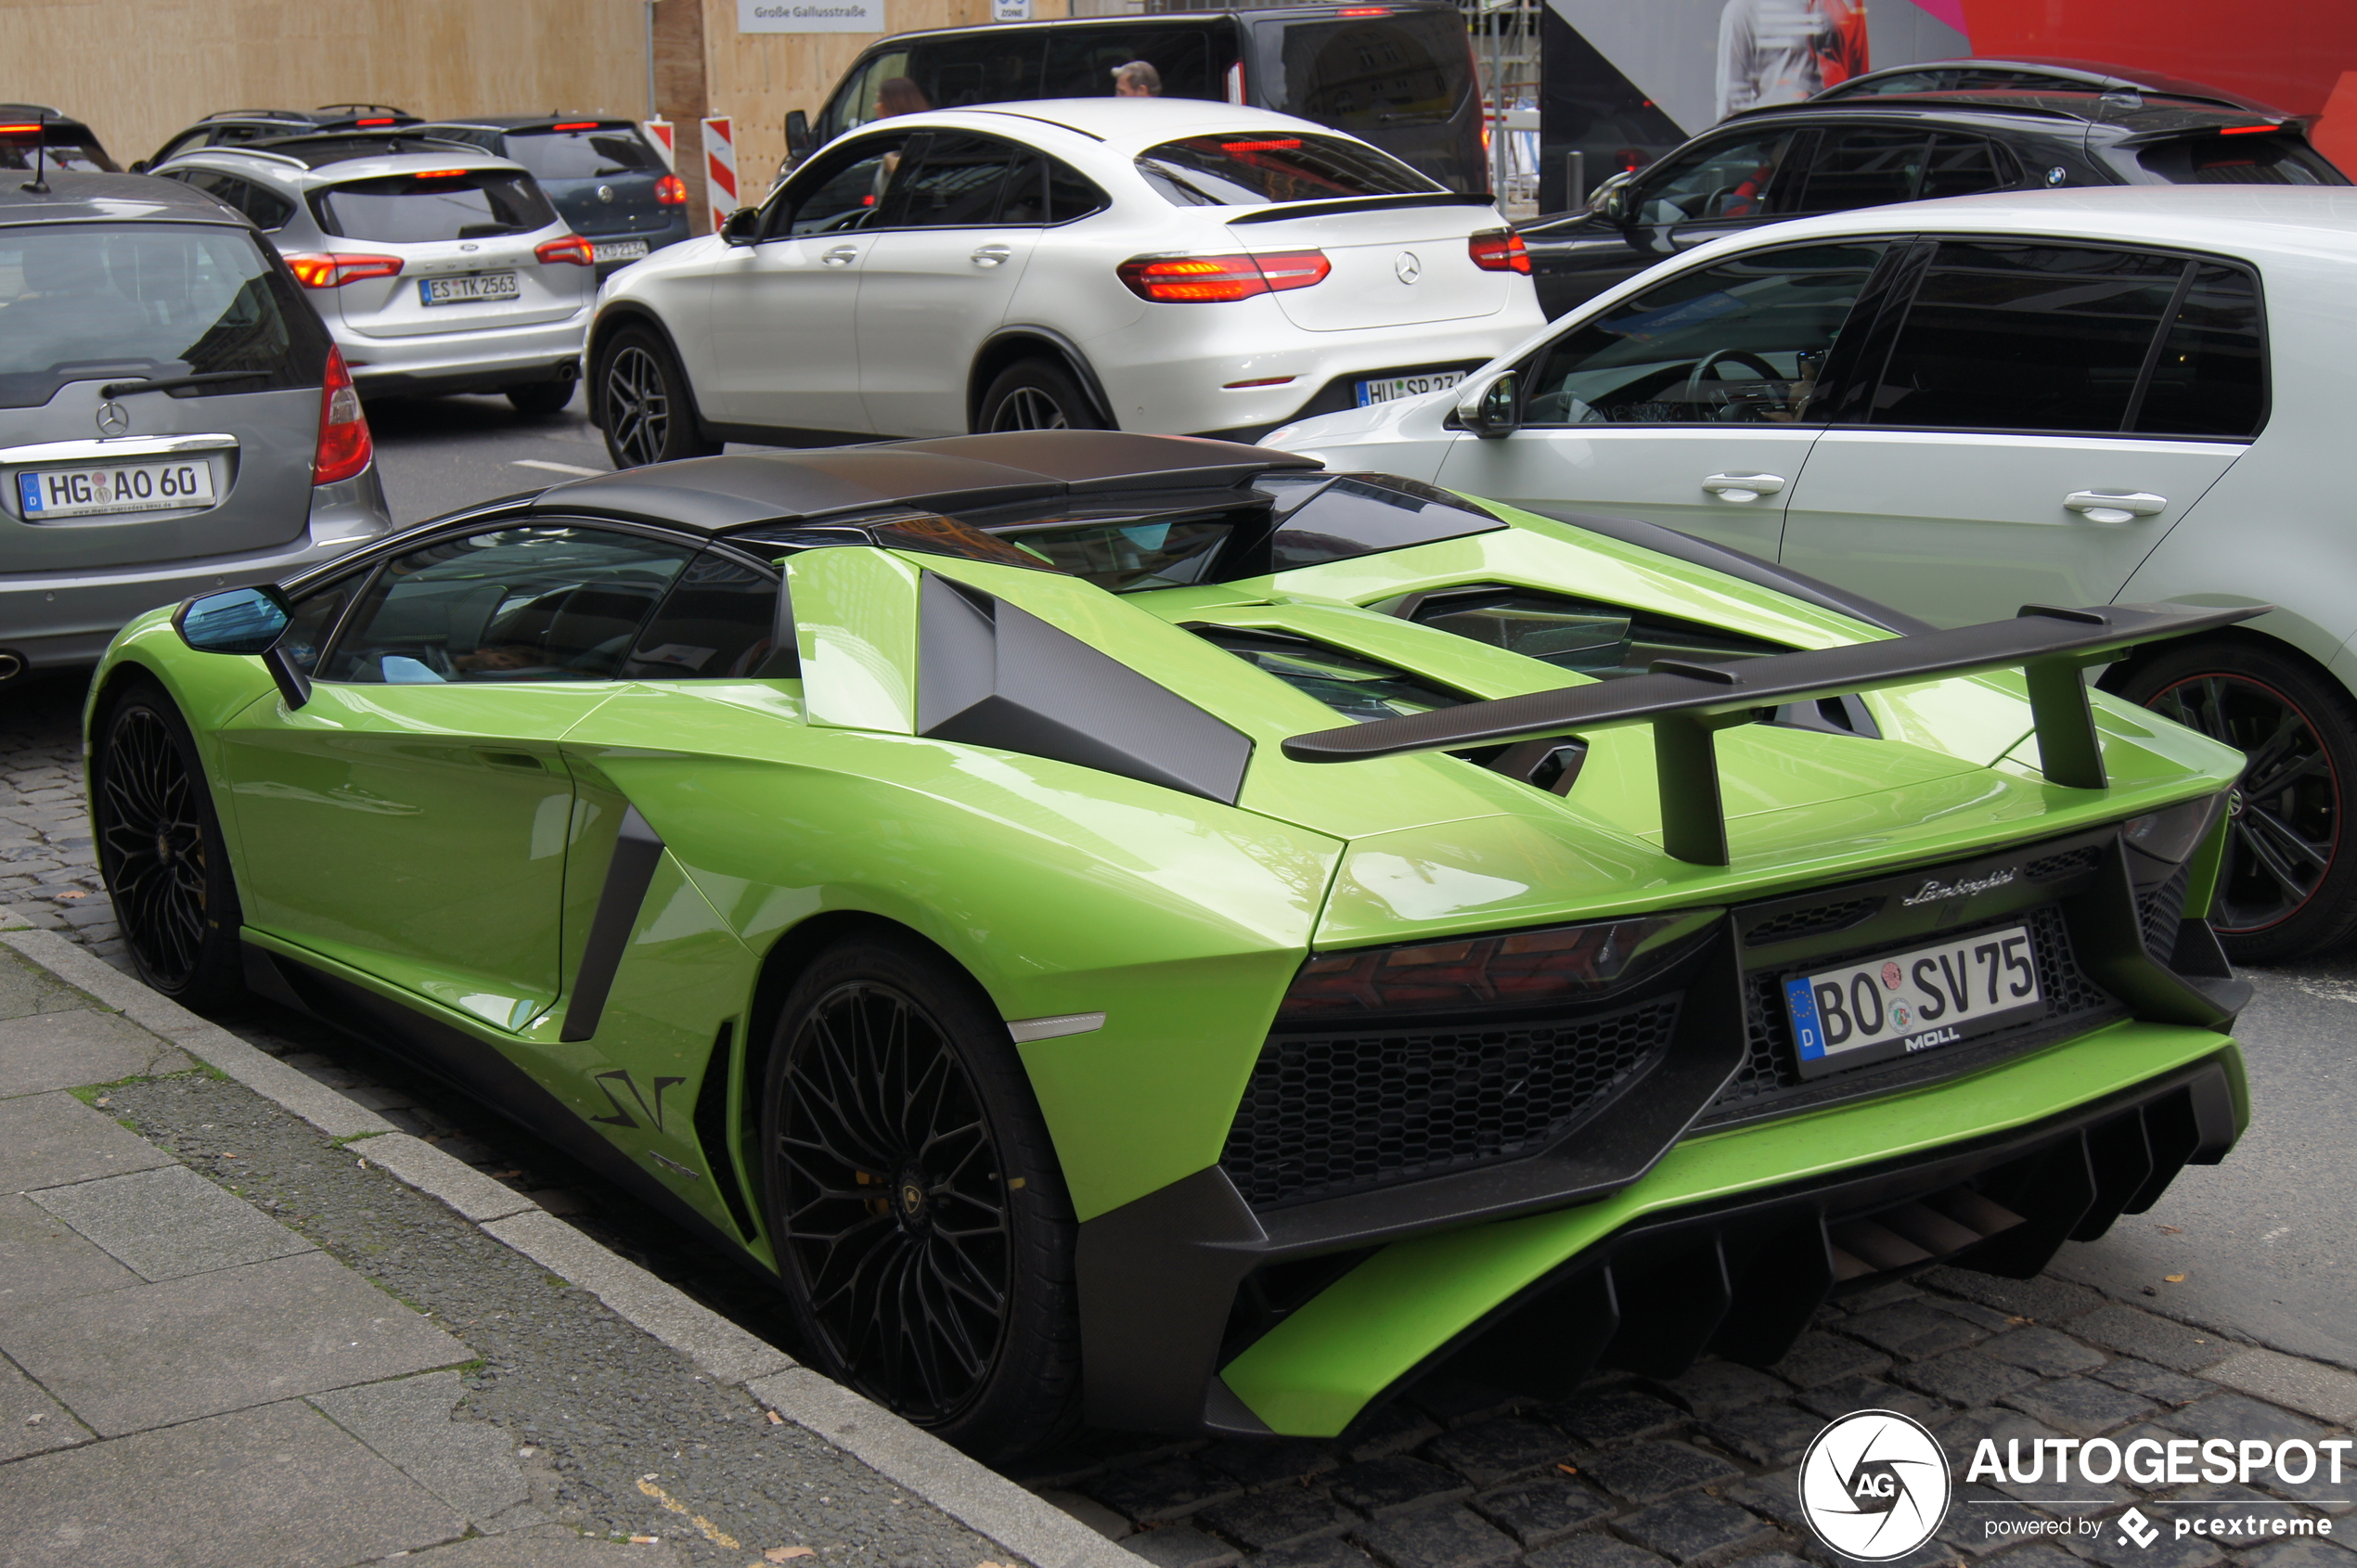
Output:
top-left (1356, 371), bottom-right (1466, 406)
top-left (1783, 923), bottom-right (2043, 1079)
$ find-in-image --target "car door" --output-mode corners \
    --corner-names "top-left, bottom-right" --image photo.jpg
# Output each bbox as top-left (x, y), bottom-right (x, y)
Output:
top-left (1436, 238), bottom-right (1887, 559)
top-left (217, 524), bottom-right (702, 1030)
top-left (704, 131), bottom-right (912, 436)
top-left (1778, 239), bottom-right (2256, 626)
top-left (855, 133), bottom-right (1043, 436)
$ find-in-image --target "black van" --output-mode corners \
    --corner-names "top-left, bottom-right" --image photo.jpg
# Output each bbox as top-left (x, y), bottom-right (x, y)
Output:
top-left (790, 4), bottom-right (1487, 194)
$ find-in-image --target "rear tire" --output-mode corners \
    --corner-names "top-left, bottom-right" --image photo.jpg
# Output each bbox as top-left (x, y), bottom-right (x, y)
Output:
top-left (90, 682), bottom-right (247, 1008)
top-left (506, 379), bottom-right (575, 417)
top-left (2117, 639), bottom-right (2357, 964)
top-left (975, 358), bottom-right (1105, 432)
top-left (759, 933), bottom-right (1079, 1461)
top-left (594, 326), bottom-right (720, 468)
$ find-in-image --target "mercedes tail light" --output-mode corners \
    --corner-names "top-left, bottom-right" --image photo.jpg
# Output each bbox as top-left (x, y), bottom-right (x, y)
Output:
top-left (1116, 250), bottom-right (1330, 302)
top-left (655, 173), bottom-right (688, 205)
top-left (535, 234), bottom-right (597, 266)
top-left (1275, 910), bottom-right (1719, 1022)
top-left (1469, 229), bottom-right (1530, 274)
top-left (313, 345), bottom-right (373, 486)
top-left (282, 252), bottom-right (405, 289)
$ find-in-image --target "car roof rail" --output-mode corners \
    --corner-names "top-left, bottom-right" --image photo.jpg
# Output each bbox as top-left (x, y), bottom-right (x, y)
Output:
top-left (316, 103), bottom-right (413, 117)
top-left (249, 131), bottom-right (489, 166)
top-left (204, 109), bottom-right (308, 122)
top-left (176, 145), bottom-right (312, 171)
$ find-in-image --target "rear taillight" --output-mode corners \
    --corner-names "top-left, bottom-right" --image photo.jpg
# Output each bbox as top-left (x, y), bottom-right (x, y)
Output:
top-left (1276, 911), bottom-right (1717, 1022)
top-left (1116, 250), bottom-right (1330, 302)
top-left (655, 174), bottom-right (687, 205)
top-left (1469, 229), bottom-right (1529, 274)
top-left (313, 345), bottom-right (372, 487)
top-left (282, 252), bottom-right (405, 289)
top-left (1224, 60), bottom-right (1247, 105)
top-left (535, 234), bottom-right (597, 266)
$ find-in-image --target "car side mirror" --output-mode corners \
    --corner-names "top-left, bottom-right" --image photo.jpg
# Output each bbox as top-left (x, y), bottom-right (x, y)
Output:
top-left (1455, 369), bottom-right (1522, 439)
top-left (174, 585), bottom-right (309, 708)
top-left (785, 109), bottom-right (813, 162)
top-left (1588, 169), bottom-right (1635, 222)
top-left (129, 158), bottom-right (149, 174)
top-left (720, 206), bottom-right (762, 247)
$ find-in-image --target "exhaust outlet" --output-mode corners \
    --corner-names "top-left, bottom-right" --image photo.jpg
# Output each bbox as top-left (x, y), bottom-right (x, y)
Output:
top-left (0, 650), bottom-right (23, 683)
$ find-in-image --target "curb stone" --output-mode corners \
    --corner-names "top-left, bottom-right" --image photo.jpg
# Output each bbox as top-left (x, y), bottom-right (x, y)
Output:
top-left (0, 922), bottom-right (1149, 1568)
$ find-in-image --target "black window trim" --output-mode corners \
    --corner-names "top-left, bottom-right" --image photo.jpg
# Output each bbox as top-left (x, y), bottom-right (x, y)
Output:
top-left (1836, 230), bottom-right (2273, 445)
top-left (759, 129), bottom-right (917, 241)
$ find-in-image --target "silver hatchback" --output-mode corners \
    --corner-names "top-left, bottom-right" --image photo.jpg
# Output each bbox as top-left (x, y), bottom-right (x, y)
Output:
top-left (0, 173), bottom-right (392, 679)
top-left (152, 132), bottom-right (596, 413)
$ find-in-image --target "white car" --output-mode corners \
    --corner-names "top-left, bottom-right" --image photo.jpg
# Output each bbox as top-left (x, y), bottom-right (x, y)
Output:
top-left (584, 98), bottom-right (1543, 460)
top-left (1265, 186), bottom-right (2357, 963)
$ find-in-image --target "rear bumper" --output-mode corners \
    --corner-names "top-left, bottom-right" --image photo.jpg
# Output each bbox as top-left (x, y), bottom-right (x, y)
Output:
top-left (0, 465), bottom-right (392, 674)
top-left (339, 311), bottom-right (589, 397)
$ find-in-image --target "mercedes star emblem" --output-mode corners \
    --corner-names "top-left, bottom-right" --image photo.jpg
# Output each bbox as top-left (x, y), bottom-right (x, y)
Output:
top-left (1395, 251), bottom-right (1423, 284)
top-left (598, 183), bottom-right (616, 203)
top-left (95, 401), bottom-right (130, 436)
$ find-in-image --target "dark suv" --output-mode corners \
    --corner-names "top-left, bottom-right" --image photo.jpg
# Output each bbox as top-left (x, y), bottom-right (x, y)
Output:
top-left (411, 116), bottom-right (689, 276)
top-left (1, 107), bottom-right (119, 174)
top-left (136, 106), bottom-right (420, 173)
top-left (1517, 90), bottom-right (2347, 316)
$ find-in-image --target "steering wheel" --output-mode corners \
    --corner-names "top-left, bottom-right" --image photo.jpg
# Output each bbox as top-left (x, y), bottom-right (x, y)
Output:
top-left (1681, 348), bottom-right (1784, 408)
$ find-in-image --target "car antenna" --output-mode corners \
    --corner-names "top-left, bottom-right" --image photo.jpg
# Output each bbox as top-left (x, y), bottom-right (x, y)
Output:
top-left (19, 108), bottom-right (50, 194)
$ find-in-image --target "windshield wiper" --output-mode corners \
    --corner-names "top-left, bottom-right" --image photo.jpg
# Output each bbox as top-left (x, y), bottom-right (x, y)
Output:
top-left (99, 369), bottom-right (272, 398)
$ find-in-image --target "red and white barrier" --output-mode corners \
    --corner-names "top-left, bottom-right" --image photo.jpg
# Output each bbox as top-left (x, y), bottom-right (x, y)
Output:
top-left (643, 117), bottom-right (676, 172)
top-left (700, 115), bottom-right (737, 231)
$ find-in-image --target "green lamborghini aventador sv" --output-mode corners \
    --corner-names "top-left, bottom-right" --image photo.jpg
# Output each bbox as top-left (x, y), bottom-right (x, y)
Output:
top-left (86, 431), bottom-right (2255, 1460)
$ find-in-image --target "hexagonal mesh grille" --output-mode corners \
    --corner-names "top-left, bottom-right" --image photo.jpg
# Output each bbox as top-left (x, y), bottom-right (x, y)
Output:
top-left (2138, 863), bottom-right (2192, 955)
top-left (1744, 896), bottom-right (1884, 947)
top-left (1713, 904), bottom-right (2117, 1112)
top-left (1220, 996), bottom-right (1681, 1210)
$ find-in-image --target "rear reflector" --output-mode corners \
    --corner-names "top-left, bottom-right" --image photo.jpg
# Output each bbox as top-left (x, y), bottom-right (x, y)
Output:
top-left (1468, 229), bottom-right (1529, 274)
top-left (1223, 376), bottom-right (1298, 388)
top-left (1118, 251), bottom-right (1330, 302)
top-left (282, 251), bottom-right (405, 289)
top-left (535, 234), bottom-right (597, 266)
top-left (313, 345), bottom-right (373, 486)
top-left (655, 174), bottom-right (687, 205)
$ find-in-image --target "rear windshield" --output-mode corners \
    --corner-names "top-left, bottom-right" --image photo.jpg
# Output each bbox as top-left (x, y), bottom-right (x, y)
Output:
top-left (500, 126), bottom-right (664, 181)
top-left (1137, 132), bottom-right (1438, 207)
top-left (0, 221), bottom-right (326, 409)
top-left (313, 169), bottom-right (556, 242)
top-left (2136, 134), bottom-right (2346, 186)
top-left (1253, 11), bottom-right (1473, 134)
top-left (0, 128), bottom-right (113, 174)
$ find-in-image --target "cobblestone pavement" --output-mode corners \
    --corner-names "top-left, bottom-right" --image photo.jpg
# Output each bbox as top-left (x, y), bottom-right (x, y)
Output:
top-left (12, 669), bottom-right (2357, 1568)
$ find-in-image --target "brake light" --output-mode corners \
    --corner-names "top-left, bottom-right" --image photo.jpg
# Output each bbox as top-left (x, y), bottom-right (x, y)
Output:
top-left (354, 117), bottom-right (397, 127)
top-left (655, 174), bottom-right (687, 204)
top-left (1468, 229), bottom-right (1529, 274)
top-left (1222, 138), bottom-right (1301, 152)
top-left (410, 168), bottom-right (474, 179)
top-left (1118, 251), bottom-right (1330, 302)
top-left (1337, 6), bottom-right (1391, 14)
top-left (535, 234), bottom-right (597, 266)
top-left (0, 123), bottom-right (44, 135)
top-left (551, 122), bottom-right (601, 132)
top-left (281, 252), bottom-right (405, 289)
top-left (313, 345), bottom-right (372, 486)
top-left (2218, 123), bottom-right (2274, 135)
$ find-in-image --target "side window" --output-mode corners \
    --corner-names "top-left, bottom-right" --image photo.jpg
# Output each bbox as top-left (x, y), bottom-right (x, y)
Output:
top-left (153, 132), bottom-right (207, 163)
top-left (185, 171), bottom-right (293, 231)
top-left (890, 134), bottom-right (1024, 228)
top-left (907, 35), bottom-right (1043, 110)
top-left (1920, 134), bottom-right (2015, 199)
top-left (1633, 129), bottom-right (1804, 226)
top-left (1862, 242), bottom-right (2192, 433)
top-left (1523, 242), bottom-right (1887, 425)
top-left (621, 554), bottom-right (796, 679)
top-left (1046, 158), bottom-right (1110, 223)
top-left (278, 577), bottom-right (360, 675)
top-left (766, 135), bottom-right (911, 238)
top-left (319, 527), bottom-right (699, 685)
top-left (829, 50), bottom-right (909, 137)
top-left (1797, 127), bottom-right (1926, 212)
top-left (1040, 27), bottom-right (1214, 99)
top-left (2132, 263), bottom-right (2265, 438)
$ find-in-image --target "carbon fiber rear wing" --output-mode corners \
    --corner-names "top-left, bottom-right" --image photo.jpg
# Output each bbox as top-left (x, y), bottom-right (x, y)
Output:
top-left (1282, 603), bottom-right (2265, 866)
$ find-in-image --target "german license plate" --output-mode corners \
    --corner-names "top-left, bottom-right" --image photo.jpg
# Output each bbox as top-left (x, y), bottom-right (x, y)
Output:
top-left (419, 271), bottom-right (520, 305)
top-left (592, 238), bottom-right (650, 263)
top-left (1783, 923), bottom-right (2043, 1079)
top-left (17, 458), bottom-right (216, 520)
top-left (1356, 371), bottom-right (1466, 406)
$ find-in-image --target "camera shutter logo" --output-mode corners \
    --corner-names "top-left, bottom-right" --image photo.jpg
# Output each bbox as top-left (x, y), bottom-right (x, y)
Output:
top-left (1799, 1410), bottom-right (1952, 1561)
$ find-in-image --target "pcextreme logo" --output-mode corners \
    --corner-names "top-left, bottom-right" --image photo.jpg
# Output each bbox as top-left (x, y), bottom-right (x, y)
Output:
top-left (1800, 1411), bottom-right (1954, 1561)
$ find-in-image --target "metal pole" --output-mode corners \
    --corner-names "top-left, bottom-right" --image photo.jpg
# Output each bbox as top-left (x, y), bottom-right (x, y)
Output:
top-left (1568, 148), bottom-right (1585, 207)
top-left (646, 1), bottom-right (659, 122)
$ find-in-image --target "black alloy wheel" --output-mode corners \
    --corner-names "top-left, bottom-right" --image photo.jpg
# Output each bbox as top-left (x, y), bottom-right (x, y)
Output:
top-left (761, 935), bottom-right (1078, 1459)
top-left (91, 684), bottom-right (246, 1006)
top-left (595, 327), bottom-right (719, 468)
top-left (2119, 641), bottom-right (2357, 963)
top-left (977, 358), bottom-right (1105, 433)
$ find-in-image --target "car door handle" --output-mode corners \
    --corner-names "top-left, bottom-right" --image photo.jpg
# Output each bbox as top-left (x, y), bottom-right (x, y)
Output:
top-left (970, 244), bottom-right (1012, 267)
top-left (2064, 490), bottom-right (2168, 521)
top-left (1702, 473), bottom-right (1786, 501)
top-left (820, 245), bottom-right (860, 266)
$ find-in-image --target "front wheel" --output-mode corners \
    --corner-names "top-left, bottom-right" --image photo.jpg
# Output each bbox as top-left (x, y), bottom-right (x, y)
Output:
top-left (759, 934), bottom-right (1079, 1460)
top-left (975, 358), bottom-right (1105, 432)
top-left (90, 682), bottom-right (248, 1007)
top-left (594, 327), bottom-right (720, 468)
top-left (2118, 640), bottom-right (2357, 963)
